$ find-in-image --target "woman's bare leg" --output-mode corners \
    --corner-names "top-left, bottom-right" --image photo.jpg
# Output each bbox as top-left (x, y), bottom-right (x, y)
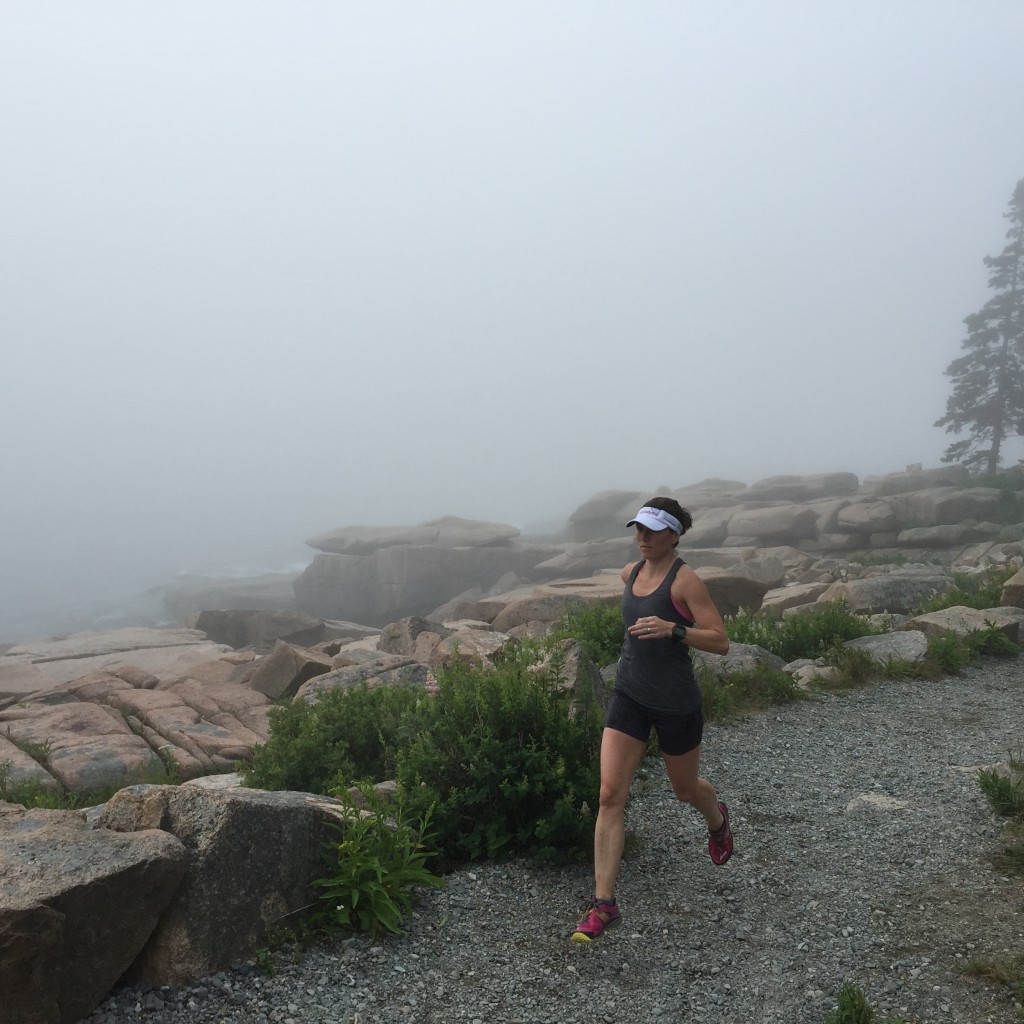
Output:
top-left (662, 745), bottom-right (725, 830)
top-left (593, 727), bottom-right (648, 900)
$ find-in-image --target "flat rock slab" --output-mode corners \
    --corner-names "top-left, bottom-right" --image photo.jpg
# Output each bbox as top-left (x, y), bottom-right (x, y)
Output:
top-left (0, 701), bottom-right (165, 793)
top-left (6, 628), bottom-right (217, 662)
top-left (0, 656), bottom-right (52, 700)
top-left (2, 628), bottom-right (232, 688)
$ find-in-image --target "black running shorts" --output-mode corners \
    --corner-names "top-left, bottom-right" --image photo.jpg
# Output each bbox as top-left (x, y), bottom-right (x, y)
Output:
top-left (605, 688), bottom-right (704, 756)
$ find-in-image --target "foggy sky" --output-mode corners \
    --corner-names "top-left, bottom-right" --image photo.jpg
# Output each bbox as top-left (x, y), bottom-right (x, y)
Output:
top-left (3, 2), bottom-right (1024, 640)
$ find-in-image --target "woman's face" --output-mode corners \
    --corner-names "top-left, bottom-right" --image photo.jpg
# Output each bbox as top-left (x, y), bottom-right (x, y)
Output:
top-left (635, 524), bottom-right (677, 558)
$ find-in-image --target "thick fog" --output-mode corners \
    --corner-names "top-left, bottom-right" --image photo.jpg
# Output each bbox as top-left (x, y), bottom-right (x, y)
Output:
top-left (3, 2), bottom-right (1024, 642)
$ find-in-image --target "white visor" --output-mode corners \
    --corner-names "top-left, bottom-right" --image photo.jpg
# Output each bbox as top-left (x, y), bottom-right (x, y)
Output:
top-left (625, 506), bottom-right (682, 533)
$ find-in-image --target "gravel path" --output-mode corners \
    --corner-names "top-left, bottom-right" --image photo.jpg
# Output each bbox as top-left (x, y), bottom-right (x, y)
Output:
top-left (81, 662), bottom-right (1024, 1024)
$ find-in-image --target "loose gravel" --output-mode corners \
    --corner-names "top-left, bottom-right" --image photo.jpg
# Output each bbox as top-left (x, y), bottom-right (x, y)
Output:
top-left (80, 662), bottom-right (1024, 1024)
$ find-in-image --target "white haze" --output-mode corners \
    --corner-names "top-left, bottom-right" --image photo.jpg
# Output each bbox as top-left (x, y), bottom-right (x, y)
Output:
top-left (3, 2), bottom-right (1024, 642)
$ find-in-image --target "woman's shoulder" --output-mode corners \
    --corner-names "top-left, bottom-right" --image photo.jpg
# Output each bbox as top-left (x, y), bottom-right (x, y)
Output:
top-left (620, 560), bottom-right (640, 583)
top-left (670, 558), bottom-right (700, 588)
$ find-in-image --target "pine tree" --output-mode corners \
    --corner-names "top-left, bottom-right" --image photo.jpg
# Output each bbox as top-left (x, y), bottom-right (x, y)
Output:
top-left (936, 178), bottom-right (1024, 474)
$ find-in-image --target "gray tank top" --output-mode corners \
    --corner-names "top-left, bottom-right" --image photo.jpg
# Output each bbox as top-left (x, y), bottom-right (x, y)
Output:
top-left (614, 557), bottom-right (701, 714)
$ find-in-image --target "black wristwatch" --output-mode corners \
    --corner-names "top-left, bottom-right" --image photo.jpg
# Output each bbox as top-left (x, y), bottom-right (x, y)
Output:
top-left (671, 624), bottom-right (688, 644)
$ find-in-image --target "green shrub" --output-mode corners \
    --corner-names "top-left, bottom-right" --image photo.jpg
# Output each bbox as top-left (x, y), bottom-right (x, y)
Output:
top-left (396, 649), bottom-right (602, 865)
top-left (923, 631), bottom-right (974, 675)
top-left (0, 758), bottom-right (179, 811)
top-left (244, 683), bottom-right (427, 794)
top-left (979, 748), bottom-right (1024, 876)
top-left (979, 748), bottom-right (1024, 818)
top-left (821, 645), bottom-right (887, 688)
top-left (917, 564), bottom-right (1020, 613)
top-left (550, 601), bottom-right (624, 668)
top-left (963, 624), bottom-right (1020, 659)
top-left (313, 796), bottom-right (444, 936)
top-left (698, 665), bottom-right (805, 721)
top-left (823, 982), bottom-right (907, 1024)
top-left (979, 768), bottom-right (1024, 817)
top-left (726, 601), bottom-right (880, 662)
top-left (964, 952), bottom-right (1024, 1000)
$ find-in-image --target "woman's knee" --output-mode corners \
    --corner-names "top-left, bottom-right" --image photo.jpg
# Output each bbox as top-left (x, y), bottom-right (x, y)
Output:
top-left (670, 778), bottom-right (704, 805)
top-left (598, 780), bottom-right (629, 812)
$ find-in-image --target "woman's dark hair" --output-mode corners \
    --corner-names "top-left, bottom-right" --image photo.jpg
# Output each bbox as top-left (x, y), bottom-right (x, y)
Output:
top-left (644, 496), bottom-right (692, 545)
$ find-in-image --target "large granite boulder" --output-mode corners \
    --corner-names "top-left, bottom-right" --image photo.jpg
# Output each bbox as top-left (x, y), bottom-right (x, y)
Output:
top-left (835, 500), bottom-right (899, 535)
top-left (896, 523), bottom-right (997, 547)
top-left (694, 642), bottom-right (785, 679)
top-left (817, 572), bottom-right (953, 615)
top-left (160, 573), bottom-right (300, 621)
top-left (886, 487), bottom-right (1003, 528)
top-left (744, 473), bottom-right (859, 502)
top-left (898, 606), bottom-right (1021, 642)
top-left (530, 537), bottom-right (635, 578)
top-left (1, 806), bottom-right (187, 1024)
top-left (295, 656), bottom-right (437, 702)
top-left (244, 641), bottom-right (333, 700)
top-left (431, 627), bottom-right (513, 670)
top-left (724, 504), bottom-right (820, 544)
top-left (760, 582), bottom-right (831, 615)
top-left (682, 505), bottom-right (742, 546)
top-left (872, 465), bottom-right (969, 495)
top-left (294, 542), bottom-right (555, 625)
top-left (694, 567), bottom-right (770, 617)
top-left (843, 630), bottom-right (930, 665)
top-left (96, 785), bottom-right (345, 985)
top-left (562, 490), bottom-right (645, 543)
top-left (1000, 565), bottom-right (1024, 607)
top-left (377, 616), bottom-right (454, 657)
top-left (307, 515), bottom-right (522, 554)
top-left (190, 609), bottom-right (327, 653)
top-left (528, 639), bottom-right (612, 717)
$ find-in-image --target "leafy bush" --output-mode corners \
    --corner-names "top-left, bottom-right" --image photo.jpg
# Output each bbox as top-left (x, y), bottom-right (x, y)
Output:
top-left (964, 952), bottom-right (1024, 1007)
top-left (697, 665), bottom-right (805, 721)
top-left (823, 982), bottom-right (907, 1024)
top-left (396, 649), bottom-right (602, 865)
top-left (0, 758), bottom-right (179, 811)
top-left (917, 564), bottom-right (1020, 613)
top-left (921, 631), bottom-right (974, 675)
top-left (313, 797), bottom-right (444, 936)
top-left (979, 768), bottom-right (1024, 817)
top-left (963, 624), bottom-right (1020, 659)
top-left (978, 747), bottom-right (1024, 877)
top-left (550, 601), bottom-right (624, 668)
top-left (248, 644), bottom-right (603, 867)
top-left (726, 601), bottom-right (880, 661)
top-left (244, 683), bottom-right (427, 794)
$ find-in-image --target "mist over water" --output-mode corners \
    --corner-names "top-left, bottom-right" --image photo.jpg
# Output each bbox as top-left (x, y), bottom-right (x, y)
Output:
top-left (3, 3), bottom-right (1024, 645)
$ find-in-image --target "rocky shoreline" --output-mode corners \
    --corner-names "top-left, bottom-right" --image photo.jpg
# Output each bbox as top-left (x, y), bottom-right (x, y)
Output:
top-left (6, 464), bottom-right (1024, 1022)
top-left (78, 661), bottom-right (1024, 1024)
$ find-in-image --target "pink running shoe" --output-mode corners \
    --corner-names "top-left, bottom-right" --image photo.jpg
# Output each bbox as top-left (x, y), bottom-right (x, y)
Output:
top-left (570, 898), bottom-right (621, 942)
top-left (708, 801), bottom-right (734, 865)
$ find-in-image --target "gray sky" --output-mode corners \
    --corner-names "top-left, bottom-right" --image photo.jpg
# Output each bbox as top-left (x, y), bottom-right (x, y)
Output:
top-left (3, 2), bottom-right (1024, 637)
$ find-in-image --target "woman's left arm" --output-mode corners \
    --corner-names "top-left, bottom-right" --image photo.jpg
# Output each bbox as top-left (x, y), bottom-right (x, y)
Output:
top-left (671, 566), bottom-right (730, 655)
top-left (627, 565), bottom-right (730, 654)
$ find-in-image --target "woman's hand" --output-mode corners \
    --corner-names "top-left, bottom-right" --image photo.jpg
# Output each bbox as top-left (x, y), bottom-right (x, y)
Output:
top-left (628, 616), bottom-right (674, 640)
